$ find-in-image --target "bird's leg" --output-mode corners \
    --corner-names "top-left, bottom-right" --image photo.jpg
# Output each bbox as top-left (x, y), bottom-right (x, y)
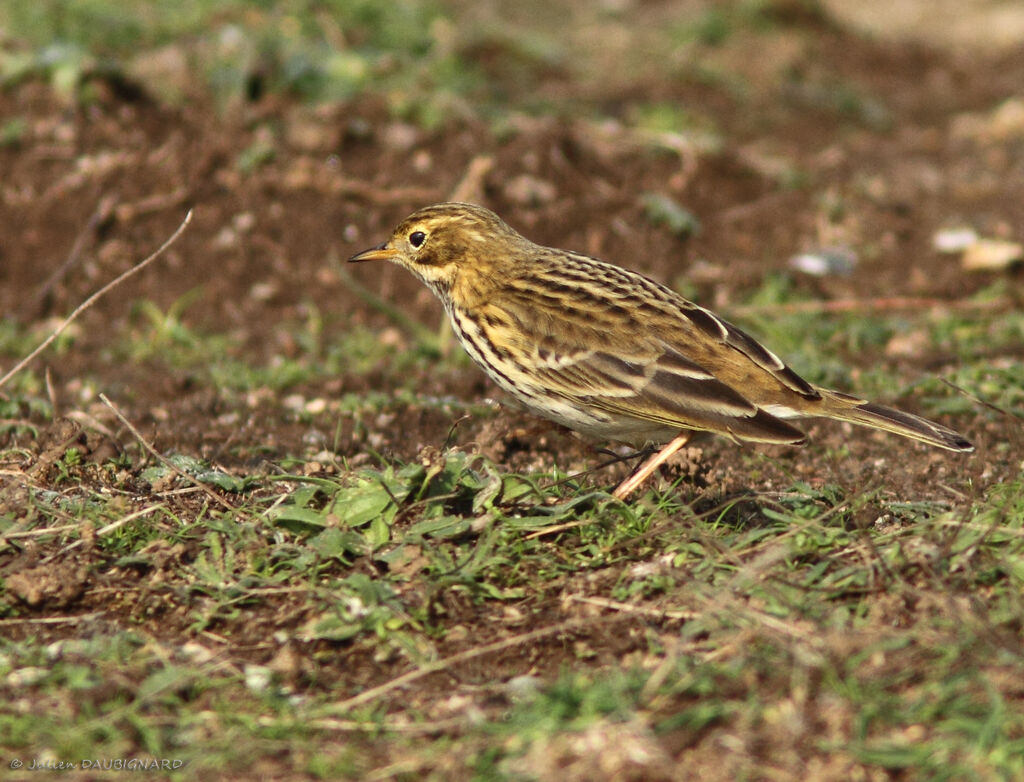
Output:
top-left (612, 432), bottom-right (692, 500)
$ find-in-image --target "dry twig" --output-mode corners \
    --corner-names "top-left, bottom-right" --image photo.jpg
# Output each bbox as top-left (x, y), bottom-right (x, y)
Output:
top-left (0, 209), bottom-right (194, 391)
top-left (448, 155), bottom-right (494, 204)
top-left (99, 393), bottom-right (238, 513)
top-left (39, 502), bottom-right (167, 563)
top-left (730, 295), bottom-right (1011, 318)
top-left (22, 193), bottom-right (117, 319)
top-left (324, 613), bottom-right (635, 714)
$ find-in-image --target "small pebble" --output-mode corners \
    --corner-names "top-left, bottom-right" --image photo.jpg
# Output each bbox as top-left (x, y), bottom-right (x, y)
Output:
top-left (933, 226), bottom-right (978, 253)
top-left (789, 247), bottom-right (857, 277)
top-left (961, 238), bottom-right (1023, 271)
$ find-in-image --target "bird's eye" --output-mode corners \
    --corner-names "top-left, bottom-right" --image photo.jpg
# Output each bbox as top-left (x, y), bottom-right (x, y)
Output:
top-left (409, 231), bottom-right (426, 248)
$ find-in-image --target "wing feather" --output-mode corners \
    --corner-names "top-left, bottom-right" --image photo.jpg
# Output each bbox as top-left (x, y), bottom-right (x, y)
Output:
top-left (483, 260), bottom-right (814, 443)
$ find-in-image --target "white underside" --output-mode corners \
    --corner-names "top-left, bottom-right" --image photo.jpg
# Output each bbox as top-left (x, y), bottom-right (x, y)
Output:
top-left (760, 403), bottom-right (805, 420)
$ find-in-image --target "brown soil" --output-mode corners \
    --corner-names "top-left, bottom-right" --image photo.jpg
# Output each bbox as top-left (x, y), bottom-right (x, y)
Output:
top-left (1, 8), bottom-right (1022, 777)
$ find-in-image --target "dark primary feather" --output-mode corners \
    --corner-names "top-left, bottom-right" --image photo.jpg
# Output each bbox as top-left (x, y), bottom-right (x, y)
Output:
top-left (470, 254), bottom-right (812, 443)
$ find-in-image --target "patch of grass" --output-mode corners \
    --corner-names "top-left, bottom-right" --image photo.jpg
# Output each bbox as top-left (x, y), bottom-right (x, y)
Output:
top-left (467, 563), bottom-right (1024, 778)
top-left (235, 131), bottom-right (276, 174)
top-left (0, 379), bottom-right (51, 439)
top-left (1, 0), bottom-right (488, 118)
top-left (672, 0), bottom-right (794, 48)
top-left (3, 418), bottom-right (1023, 778)
top-left (781, 64), bottom-right (893, 130)
top-left (0, 117), bottom-right (28, 147)
top-left (112, 297), bottom-right (441, 393)
top-left (0, 318), bottom-right (78, 359)
top-left (0, 40), bottom-right (93, 100)
top-left (640, 193), bottom-right (702, 239)
top-left (628, 102), bottom-right (705, 135)
top-left (0, 630), bottom-right (332, 774)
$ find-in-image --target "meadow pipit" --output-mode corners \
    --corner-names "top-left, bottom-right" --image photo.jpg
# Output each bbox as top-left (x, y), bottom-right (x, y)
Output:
top-left (351, 203), bottom-right (973, 498)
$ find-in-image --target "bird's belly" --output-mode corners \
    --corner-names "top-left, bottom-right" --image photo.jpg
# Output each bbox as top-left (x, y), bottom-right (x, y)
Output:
top-left (496, 376), bottom-right (678, 446)
top-left (447, 306), bottom-right (679, 446)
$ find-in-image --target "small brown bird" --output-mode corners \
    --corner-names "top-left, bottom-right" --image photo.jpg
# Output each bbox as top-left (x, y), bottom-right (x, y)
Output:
top-left (351, 202), bottom-right (973, 498)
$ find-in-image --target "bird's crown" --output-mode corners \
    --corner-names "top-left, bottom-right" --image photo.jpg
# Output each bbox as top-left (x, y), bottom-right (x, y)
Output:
top-left (349, 202), bottom-right (526, 295)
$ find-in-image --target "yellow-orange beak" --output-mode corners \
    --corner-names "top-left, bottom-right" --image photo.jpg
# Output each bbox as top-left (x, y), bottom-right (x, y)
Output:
top-left (348, 242), bottom-right (399, 263)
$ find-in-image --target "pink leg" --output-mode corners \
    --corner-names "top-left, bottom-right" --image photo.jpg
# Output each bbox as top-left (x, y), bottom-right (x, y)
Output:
top-left (612, 432), bottom-right (692, 500)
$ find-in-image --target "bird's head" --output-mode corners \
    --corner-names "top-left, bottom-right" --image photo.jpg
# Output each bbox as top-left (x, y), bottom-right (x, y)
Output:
top-left (349, 202), bottom-right (520, 293)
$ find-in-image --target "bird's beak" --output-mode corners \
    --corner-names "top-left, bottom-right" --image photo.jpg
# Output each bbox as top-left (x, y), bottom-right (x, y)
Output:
top-left (348, 242), bottom-right (399, 263)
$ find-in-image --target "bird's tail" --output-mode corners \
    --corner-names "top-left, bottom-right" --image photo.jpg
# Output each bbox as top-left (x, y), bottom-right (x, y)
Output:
top-left (817, 389), bottom-right (974, 452)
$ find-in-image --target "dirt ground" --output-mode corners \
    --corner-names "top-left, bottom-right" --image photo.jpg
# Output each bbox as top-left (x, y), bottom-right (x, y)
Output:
top-left (2, 14), bottom-right (1019, 473)
top-left (1, 4), bottom-right (1023, 778)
